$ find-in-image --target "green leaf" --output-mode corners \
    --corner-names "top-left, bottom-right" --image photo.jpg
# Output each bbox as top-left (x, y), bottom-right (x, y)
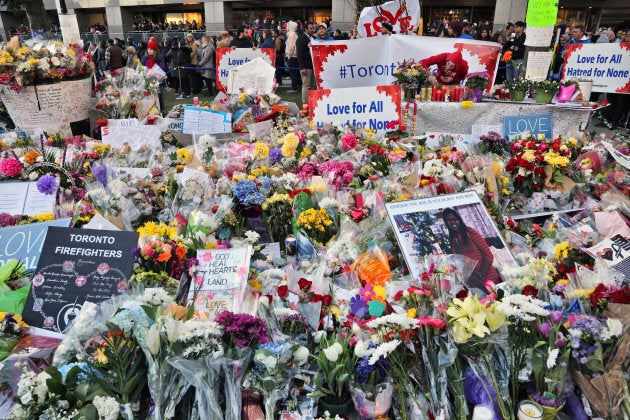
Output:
top-left (78, 404), bottom-right (98, 419)
top-left (64, 365), bottom-right (83, 388)
top-left (46, 378), bottom-right (67, 396)
top-left (45, 366), bottom-right (63, 383)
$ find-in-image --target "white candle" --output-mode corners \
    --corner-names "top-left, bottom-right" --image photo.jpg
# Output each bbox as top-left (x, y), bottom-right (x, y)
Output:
top-left (472, 404), bottom-right (494, 420)
top-left (517, 401), bottom-right (543, 420)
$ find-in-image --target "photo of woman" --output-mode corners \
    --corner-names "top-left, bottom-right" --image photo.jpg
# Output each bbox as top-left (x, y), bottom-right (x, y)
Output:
top-left (442, 207), bottom-right (500, 288)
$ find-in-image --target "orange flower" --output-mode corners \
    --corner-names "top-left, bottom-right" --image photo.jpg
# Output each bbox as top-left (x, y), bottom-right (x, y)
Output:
top-left (23, 150), bottom-right (40, 164)
top-left (156, 251), bottom-right (171, 262)
top-left (175, 245), bottom-right (186, 260)
top-left (502, 50), bottom-right (512, 62)
top-left (164, 304), bottom-right (189, 320)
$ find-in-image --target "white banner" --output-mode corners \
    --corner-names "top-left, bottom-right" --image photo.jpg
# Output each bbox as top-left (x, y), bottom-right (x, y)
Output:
top-left (358, 0), bottom-right (420, 37)
top-left (308, 85), bottom-right (401, 130)
top-left (311, 36), bottom-right (501, 91)
top-left (562, 42), bottom-right (630, 93)
top-left (214, 47), bottom-right (275, 92)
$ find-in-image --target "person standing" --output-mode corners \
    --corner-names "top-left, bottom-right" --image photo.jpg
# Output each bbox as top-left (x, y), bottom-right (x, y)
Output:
top-left (230, 26), bottom-right (256, 48)
top-left (216, 30), bottom-right (233, 48)
top-left (141, 39), bottom-right (167, 113)
top-left (186, 33), bottom-right (201, 93)
top-left (296, 22), bottom-right (316, 105)
top-left (125, 46), bottom-right (139, 69)
top-left (285, 21), bottom-right (302, 93)
top-left (198, 35), bottom-right (215, 96)
top-left (381, 21), bottom-right (395, 36)
top-left (313, 23), bottom-right (334, 41)
top-left (92, 40), bottom-right (107, 79)
top-left (105, 39), bottom-right (124, 71)
top-left (274, 30), bottom-right (286, 86)
top-left (259, 29), bottom-right (274, 48)
top-left (570, 25), bottom-right (591, 43)
top-left (166, 38), bottom-right (192, 97)
top-left (504, 21), bottom-right (526, 81)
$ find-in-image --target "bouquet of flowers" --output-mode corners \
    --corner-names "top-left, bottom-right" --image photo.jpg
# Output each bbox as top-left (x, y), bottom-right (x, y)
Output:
top-left (262, 193), bottom-right (293, 246)
top-left (0, 311), bottom-right (28, 361)
top-left (393, 59), bottom-right (431, 89)
top-left (296, 208), bottom-right (337, 246)
top-left (0, 38), bottom-right (92, 91)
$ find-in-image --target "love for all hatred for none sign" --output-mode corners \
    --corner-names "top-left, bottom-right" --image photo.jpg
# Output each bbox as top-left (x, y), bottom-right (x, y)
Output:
top-left (562, 43), bottom-right (630, 93)
top-left (309, 85), bottom-right (401, 130)
top-left (189, 247), bottom-right (252, 319)
top-left (22, 227), bottom-right (138, 333)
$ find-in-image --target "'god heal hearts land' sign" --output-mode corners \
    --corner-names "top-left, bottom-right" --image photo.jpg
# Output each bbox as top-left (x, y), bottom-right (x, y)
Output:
top-left (309, 85), bottom-right (401, 130)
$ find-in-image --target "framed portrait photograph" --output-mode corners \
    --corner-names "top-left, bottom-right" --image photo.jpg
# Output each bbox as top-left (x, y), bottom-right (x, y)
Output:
top-left (385, 191), bottom-right (516, 288)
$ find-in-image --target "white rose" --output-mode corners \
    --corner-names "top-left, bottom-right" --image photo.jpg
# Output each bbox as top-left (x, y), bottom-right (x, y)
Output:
top-left (51, 57), bottom-right (61, 66)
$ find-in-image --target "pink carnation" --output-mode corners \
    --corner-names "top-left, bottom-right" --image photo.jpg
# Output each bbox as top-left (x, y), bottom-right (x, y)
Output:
top-left (0, 158), bottom-right (22, 177)
top-left (341, 134), bottom-right (357, 151)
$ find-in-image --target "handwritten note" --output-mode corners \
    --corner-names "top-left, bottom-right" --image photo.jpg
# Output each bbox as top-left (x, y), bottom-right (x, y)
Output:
top-left (0, 181), bottom-right (56, 216)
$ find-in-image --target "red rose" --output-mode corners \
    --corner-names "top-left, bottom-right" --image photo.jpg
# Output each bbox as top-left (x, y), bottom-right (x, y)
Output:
top-left (522, 285), bottom-right (538, 297)
top-left (456, 289), bottom-right (468, 299)
top-left (394, 290), bottom-right (404, 301)
top-left (312, 293), bottom-right (322, 303)
top-left (418, 317), bottom-right (447, 330)
top-left (278, 284), bottom-right (289, 298)
top-left (298, 278), bottom-right (312, 291)
top-left (322, 294), bottom-right (332, 306)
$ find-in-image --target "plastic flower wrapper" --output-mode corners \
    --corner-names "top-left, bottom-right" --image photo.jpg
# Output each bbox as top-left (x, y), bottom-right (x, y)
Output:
top-left (446, 294), bottom-right (512, 419)
top-left (417, 254), bottom-right (477, 304)
top-left (351, 246), bottom-right (392, 288)
top-left (167, 319), bottom-right (225, 419)
top-left (0, 259), bottom-right (31, 315)
top-left (0, 312), bottom-right (28, 362)
top-left (245, 341), bottom-right (299, 420)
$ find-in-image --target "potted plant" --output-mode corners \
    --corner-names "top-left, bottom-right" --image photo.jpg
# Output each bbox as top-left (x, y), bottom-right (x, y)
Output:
top-left (504, 79), bottom-right (532, 102)
top-left (532, 80), bottom-right (560, 104)
top-left (465, 71), bottom-right (490, 102)
top-left (310, 333), bottom-right (357, 416)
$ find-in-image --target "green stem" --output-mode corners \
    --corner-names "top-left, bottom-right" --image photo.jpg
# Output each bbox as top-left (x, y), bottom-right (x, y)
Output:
top-left (482, 353), bottom-right (510, 420)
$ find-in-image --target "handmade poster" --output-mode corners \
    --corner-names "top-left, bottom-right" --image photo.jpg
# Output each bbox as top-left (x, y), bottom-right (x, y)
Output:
top-left (504, 114), bottom-right (552, 140)
top-left (182, 106), bottom-right (232, 134)
top-left (214, 47), bottom-right (275, 92)
top-left (22, 227), bottom-right (138, 334)
top-left (0, 77), bottom-right (91, 134)
top-left (0, 181), bottom-right (57, 216)
top-left (58, 13), bottom-right (82, 44)
top-left (189, 247), bottom-right (252, 318)
top-left (0, 219), bottom-right (71, 270)
top-left (226, 57), bottom-right (276, 95)
top-left (526, 0), bottom-right (558, 27)
top-left (309, 85), bottom-right (401, 130)
top-left (385, 191), bottom-right (516, 282)
top-left (561, 42), bottom-right (630, 93)
top-left (101, 125), bottom-right (161, 150)
top-left (357, 0), bottom-right (421, 37)
top-left (525, 51), bottom-right (554, 81)
top-left (311, 36), bottom-right (501, 92)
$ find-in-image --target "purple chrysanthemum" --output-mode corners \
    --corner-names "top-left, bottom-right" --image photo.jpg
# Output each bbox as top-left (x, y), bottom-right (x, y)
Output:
top-left (269, 147), bottom-right (282, 164)
top-left (36, 174), bottom-right (58, 195)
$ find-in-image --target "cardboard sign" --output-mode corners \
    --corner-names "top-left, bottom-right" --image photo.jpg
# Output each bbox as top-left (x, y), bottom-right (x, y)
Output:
top-left (0, 181), bottom-right (57, 216)
top-left (309, 85), bottom-right (401, 130)
top-left (358, 0), bottom-right (421, 37)
top-left (562, 43), bottom-right (630, 93)
top-left (189, 247), bottom-right (252, 318)
top-left (182, 106), bottom-right (232, 134)
top-left (0, 219), bottom-right (71, 270)
top-left (503, 113), bottom-right (552, 140)
top-left (101, 125), bottom-right (161, 150)
top-left (22, 227), bottom-right (138, 333)
top-left (214, 47), bottom-right (275, 92)
top-left (424, 132), bottom-right (473, 150)
top-left (311, 36), bottom-right (501, 91)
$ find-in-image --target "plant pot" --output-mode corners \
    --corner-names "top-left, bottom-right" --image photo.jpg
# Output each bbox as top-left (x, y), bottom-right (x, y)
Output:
top-left (350, 380), bottom-right (394, 420)
top-left (319, 394), bottom-right (353, 417)
top-left (510, 89), bottom-right (527, 102)
top-left (528, 398), bottom-right (564, 420)
top-left (471, 86), bottom-right (484, 103)
top-left (535, 91), bottom-right (555, 104)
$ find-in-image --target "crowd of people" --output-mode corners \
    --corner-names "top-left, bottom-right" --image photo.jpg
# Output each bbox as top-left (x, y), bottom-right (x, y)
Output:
top-left (129, 18), bottom-right (205, 32)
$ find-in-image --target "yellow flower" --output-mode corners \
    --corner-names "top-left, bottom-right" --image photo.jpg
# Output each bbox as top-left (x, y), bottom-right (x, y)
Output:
top-left (309, 184), bottom-right (326, 193)
top-left (538, 133), bottom-right (546, 140)
top-left (300, 148), bottom-right (312, 158)
top-left (249, 278), bottom-right (263, 290)
top-left (247, 174), bottom-right (256, 180)
top-left (176, 148), bottom-right (192, 164)
top-left (94, 347), bottom-right (108, 364)
top-left (407, 308), bottom-right (417, 318)
top-left (253, 142), bottom-right (269, 159)
top-left (461, 101), bottom-right (474, 109)
top-left (33, 213), bottom-right (54, 222)
top-left (485, 303), bottom-right (509, 332)
top-left (554, 241), bottom-right (569, 260)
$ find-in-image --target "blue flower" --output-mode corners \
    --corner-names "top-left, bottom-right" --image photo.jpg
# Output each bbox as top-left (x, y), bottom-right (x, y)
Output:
top-left (36, 174), bottom-right (58, 195)
top-left (269, 147), bottom-right (282, 164)
top-left (92, 164), bottom-right (109, 187)
top-left (350, 295), bottom-right (368, 318)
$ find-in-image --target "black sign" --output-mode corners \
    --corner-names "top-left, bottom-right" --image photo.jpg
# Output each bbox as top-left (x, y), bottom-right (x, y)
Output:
top-left (23, 227), bottom-right (138, 333)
